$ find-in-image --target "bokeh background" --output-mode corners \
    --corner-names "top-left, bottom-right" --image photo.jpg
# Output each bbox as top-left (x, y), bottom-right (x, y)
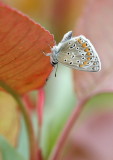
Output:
top-left (0, 0), bottom-right (113, 160)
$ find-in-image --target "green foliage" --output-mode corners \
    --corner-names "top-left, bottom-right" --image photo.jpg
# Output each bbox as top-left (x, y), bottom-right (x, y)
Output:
top-left (0, 136), bottom-right (25, 160)
top-left (41, 65), bottom-right (76, 159)
top-left (17, 119), bottom-right (29, 160)
top-left (77, 93), bottom-right (113, 122)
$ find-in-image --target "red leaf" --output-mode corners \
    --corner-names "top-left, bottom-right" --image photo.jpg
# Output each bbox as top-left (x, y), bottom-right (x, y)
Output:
top-left (0, 4), bottom-right (55, 94)
top-left (73, 0), bottom-right (113, 100)
top-left (64, 111), bottom-right (113, 160)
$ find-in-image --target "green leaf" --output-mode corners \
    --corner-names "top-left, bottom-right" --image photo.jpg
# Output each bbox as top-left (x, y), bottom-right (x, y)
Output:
top-left (17, 118), bottom-right (29, 160)
top-left (77, 93), bottom-right (113, 123)
top-left (0, 136), bottom-right (25, 160)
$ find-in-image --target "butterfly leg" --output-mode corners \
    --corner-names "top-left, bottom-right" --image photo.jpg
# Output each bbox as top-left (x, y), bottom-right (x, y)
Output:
top-left (42, 51), bottom-right (51, 56)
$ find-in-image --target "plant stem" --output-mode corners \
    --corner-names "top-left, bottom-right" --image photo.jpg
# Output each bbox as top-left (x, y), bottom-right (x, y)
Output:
top-left (37, 88), bottom-right (45, 127)
top-left (36, 88), bottom-right (45, 160)
top-left (0, 81), bottom-right (38, 160)
top-left (50, 98), bottom-right (88, 160)
top-left (23, 93), bottom-right (34, 111)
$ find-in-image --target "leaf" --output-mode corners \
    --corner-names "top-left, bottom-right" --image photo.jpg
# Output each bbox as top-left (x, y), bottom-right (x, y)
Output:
top-left (73, 0), bottom-right (113, 100)
top-left (41, 66), bottom-right (76, 159)
top-left (0, 136), bottom-right (25, 160)
top-left (0, 91), bottom-right (20, 147)
top-left (0, 81), bottom-right (38, 160)
top-left (17, 118), bottom-right (29, 160)
top-left (0, 3), bottom-right (54, 94)
top-left (62, 93), bottom-right (113, 160)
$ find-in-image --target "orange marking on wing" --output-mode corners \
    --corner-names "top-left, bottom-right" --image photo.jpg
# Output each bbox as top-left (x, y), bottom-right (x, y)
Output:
top-left (87, 57), bottom-right (91, 60)
top-left (83, 61), bottom-right (88, 65)
top-left (86, 52), bottom-right (91, 56)
top-left (79, 64), bottom-right (84, 67)
top-left (84, 48), bottom-right (90, 52)
top-left (82, 43), bottom-right (87, 48)
top-left (78, 38), bottom-right (82, 44)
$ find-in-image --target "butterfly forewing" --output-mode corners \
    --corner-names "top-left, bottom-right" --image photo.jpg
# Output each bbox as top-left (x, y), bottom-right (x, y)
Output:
top-left (57, 35), bottom-right (101, 72)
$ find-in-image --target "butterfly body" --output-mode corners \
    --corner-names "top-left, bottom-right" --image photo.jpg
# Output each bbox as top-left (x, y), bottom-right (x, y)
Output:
top-left (49, 31), bottom-right (101, 72)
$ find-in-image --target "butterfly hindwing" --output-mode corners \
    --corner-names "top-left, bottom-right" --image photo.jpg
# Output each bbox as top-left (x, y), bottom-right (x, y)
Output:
top-left (57, 35), bottom-right (101, 72)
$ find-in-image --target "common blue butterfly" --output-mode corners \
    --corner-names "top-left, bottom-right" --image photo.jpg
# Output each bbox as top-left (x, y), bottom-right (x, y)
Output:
top-left (45, 31), bottom-right (101, 72)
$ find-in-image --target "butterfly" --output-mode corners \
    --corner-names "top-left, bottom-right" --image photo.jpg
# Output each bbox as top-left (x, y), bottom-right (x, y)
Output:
top-left (45, 31), bottom-right (101, 72)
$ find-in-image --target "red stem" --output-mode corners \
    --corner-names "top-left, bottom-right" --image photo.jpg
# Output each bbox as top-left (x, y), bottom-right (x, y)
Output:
top-left (22, 94), bottom-right (34, 111)
top-left (36, 88), bottom-right (45, 127)
top-left (36, 88), bottom-right (45, 160)
top-left (50, 98), bottom-right (88, 160)
top-left (0, 81), bottom-right (38, 160)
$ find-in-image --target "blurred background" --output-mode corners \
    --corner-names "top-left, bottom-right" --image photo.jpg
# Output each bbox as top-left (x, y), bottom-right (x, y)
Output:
top-left (1, 0), bottom-right (113, 160)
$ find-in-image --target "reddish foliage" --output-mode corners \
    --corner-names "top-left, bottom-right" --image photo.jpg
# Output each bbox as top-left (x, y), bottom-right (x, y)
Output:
top-left (0, 3), bottom-right (55, 94)
top-left (73, 0), bottom-right (113, 100)
top-left (63, 111), bottom-right (113, 160)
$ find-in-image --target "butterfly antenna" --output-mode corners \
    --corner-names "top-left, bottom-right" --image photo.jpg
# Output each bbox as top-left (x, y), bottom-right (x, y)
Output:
top-left (55, 63), bottom-right (58, 77)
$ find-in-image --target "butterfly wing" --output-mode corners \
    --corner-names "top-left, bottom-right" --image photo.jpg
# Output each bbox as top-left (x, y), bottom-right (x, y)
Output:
top-left (61, 31), bottom-right (72, 43)
top-left (57, 35), bottom-right (101, 72)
